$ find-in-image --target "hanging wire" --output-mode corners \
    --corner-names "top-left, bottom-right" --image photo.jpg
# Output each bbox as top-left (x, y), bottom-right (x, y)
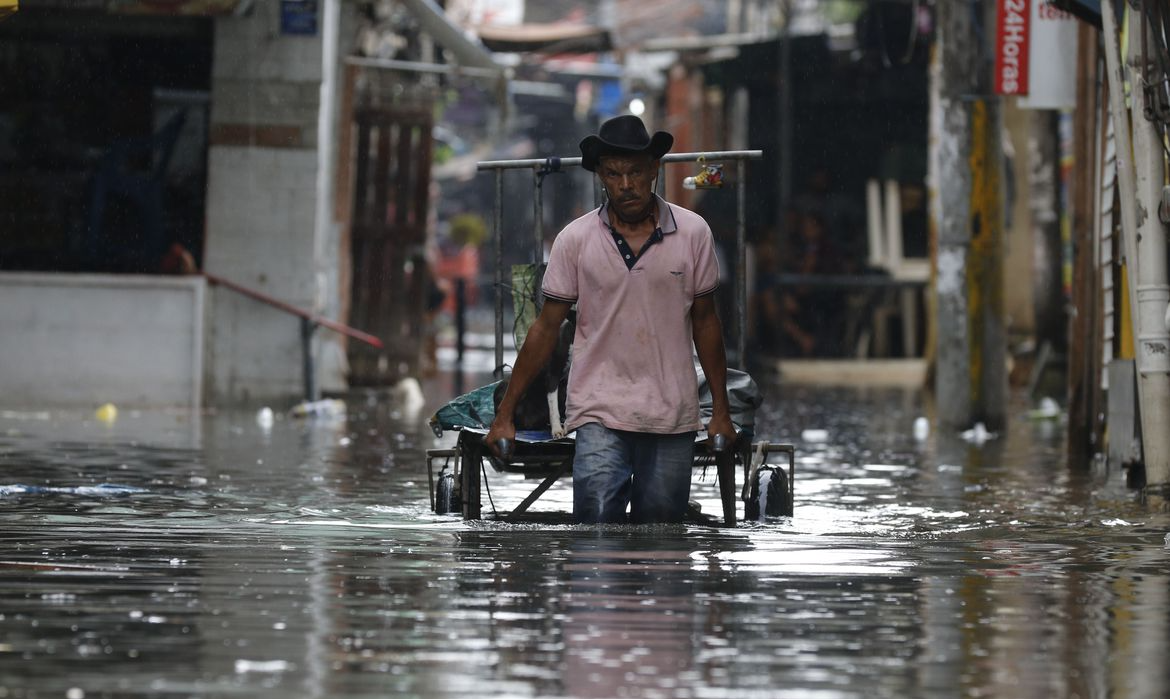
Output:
top-left (1138, 0), bottom-right (1170, 160)
top-left (480, 458), bottom-right (498, 517)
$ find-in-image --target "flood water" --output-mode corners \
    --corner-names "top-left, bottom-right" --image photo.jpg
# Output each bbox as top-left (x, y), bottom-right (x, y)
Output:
top-left (2, 375), bottom-right (1169, 698)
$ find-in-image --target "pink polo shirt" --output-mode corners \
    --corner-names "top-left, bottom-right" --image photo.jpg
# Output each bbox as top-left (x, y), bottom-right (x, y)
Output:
top-left (541, 195), bottom-right (720, 435)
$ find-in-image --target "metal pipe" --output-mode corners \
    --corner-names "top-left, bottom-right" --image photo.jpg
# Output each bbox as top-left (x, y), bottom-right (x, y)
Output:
top-left (455, 278), bottom-right (467, 365)
top-left (476, 150), bottom-right (763, 171)
top-left (735, 158), bottom-right (747, 369)
top-left (533, 167), bottom-right (544, 267)
top-left (204, 271), bottom-right (383, 348)
top-left (300, 317), bottom-right (318, 402)
top-left (494, 169), bottom-right (505, 375)
top-left (345, 55), bottom-right (503, 80)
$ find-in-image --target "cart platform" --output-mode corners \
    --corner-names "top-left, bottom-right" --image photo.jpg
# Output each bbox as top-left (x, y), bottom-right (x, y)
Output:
top-left (426, 427), bottom-right (794, 526)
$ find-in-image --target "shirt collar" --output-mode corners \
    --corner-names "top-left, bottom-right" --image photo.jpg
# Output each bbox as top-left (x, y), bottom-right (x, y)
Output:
top-left (597, 194), bottom-right (677, 234)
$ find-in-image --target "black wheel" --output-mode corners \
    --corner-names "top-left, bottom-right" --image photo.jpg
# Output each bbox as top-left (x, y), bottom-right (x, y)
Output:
top-left (746, 465), bottom-right (792, 520)
top-left (435, 472), bottom-right (460, 514)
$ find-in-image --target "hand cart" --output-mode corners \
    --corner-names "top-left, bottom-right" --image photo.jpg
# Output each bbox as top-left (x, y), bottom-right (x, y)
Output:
top-left (425, 149), bottom-right (795, 525)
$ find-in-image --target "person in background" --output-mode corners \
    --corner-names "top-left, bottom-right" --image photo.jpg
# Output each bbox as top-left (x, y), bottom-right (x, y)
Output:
top-left (775, 210), bottom-right (848, 357)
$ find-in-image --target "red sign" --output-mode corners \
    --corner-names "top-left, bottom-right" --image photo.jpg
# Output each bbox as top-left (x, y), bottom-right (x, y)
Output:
top-left (995, 0), bottom-right (1031, 95)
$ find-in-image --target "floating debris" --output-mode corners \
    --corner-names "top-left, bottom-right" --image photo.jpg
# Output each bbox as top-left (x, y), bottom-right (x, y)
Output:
top-left (960, 422), bottom-right (996, 445)
top-left (234, 659), bottom-right (293, 674)
top-left (801, 429), bottom-right (829, 443)
top-left (1027, 397), bottom-right (1061, 420)
top-left (95, 403), bottom-right (118, 423)
top-left (0, 483), bottom-right (146, 497)
top-left (256, 407), bottom-right (275, 429)
top-left (290, 399), bottom-right (346, 419)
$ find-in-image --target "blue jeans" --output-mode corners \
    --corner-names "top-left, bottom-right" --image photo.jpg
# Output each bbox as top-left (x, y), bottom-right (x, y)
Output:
top-left (572, 422), bottom-right (696, 524)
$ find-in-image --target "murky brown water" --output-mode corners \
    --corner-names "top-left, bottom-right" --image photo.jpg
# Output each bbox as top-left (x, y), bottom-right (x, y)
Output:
top-left (1, 377), bottom-right (1168, 698)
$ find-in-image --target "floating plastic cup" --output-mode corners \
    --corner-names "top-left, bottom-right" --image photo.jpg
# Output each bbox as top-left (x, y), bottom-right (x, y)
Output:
top-left (801, 429), bottom-right (829, 443)
top-left (95, 403), bottom-right (118, 423)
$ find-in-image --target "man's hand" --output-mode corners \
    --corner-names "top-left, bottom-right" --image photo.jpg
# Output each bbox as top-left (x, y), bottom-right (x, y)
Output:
top-left (706, 411), bottom-right (737, 451)
top-left (484, 416), bottom-right (516, 458)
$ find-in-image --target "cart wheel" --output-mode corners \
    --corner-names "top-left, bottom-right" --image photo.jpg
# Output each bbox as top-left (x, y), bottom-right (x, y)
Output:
top-left (435, 472), bottom-right (460, 514)
top-left (746, 465), bottom-right (792, 520)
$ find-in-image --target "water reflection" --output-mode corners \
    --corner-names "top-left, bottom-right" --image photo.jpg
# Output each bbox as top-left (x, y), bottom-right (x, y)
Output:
top-left (560, 532), bottom-right (707, 698)
top-left (1, 382), bottom-right (1169, 698)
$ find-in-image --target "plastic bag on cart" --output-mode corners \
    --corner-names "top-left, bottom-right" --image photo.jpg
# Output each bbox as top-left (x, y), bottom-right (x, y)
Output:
top-left (697, 364), bottom-right (763, 434)
top-left (430, 366), bottom-right (762, 439)
top-left (429, 381), bottom-right (499, 436)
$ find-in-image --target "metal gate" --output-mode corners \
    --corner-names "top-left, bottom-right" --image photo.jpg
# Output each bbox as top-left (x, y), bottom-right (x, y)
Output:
top-left (347, 101), bottom-right (433, 385)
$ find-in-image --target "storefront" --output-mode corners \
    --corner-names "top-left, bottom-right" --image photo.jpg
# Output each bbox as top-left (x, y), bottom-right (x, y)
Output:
top-left (0, 2), bottom-right (222, 274)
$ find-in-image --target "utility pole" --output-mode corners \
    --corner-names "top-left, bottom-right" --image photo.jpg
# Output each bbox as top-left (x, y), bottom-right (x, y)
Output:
top-left (1101, 0), bottom-right (1170, 490)
top-left (1126, 2), bottom-right (1170, 490)
top-left (929, 0), bottom-right (1009, 430)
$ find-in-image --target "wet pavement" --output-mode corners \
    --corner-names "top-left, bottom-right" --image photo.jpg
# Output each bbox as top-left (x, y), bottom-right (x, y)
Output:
top-left (1, 374), bottom-right (1169, 698)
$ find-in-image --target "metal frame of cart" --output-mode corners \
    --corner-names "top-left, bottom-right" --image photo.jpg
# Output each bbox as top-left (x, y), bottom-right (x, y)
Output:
top-left (426, 149), bottom-right (795, 526)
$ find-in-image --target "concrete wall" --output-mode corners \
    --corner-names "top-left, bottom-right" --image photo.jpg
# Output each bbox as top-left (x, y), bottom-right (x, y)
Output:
top-left (0, 273), bottom-right (204, 409)
top-left (202, 0), bottom-right (356, 406)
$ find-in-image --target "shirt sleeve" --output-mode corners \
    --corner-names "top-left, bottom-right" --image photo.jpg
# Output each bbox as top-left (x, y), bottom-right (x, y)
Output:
top-left (693, 223), bottom-right (720, 298)
top-left (541, 229), bottom-right (579, 303)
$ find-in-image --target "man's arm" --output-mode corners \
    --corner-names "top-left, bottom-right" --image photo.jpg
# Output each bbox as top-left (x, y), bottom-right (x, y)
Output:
top-left (485, 299), bottom-right (573, 454)
top-left (692, 294), bottom-right (736, 445)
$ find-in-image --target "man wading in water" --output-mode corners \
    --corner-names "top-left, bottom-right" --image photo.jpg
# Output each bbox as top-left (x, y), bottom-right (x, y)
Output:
top-left (486, 115), bottom-right (736, 524)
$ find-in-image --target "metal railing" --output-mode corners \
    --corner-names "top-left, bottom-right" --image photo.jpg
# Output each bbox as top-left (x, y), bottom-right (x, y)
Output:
top-left (476, 149), bottom-right (764, 370)
top-left (204, 271), bottom-right (384, 401)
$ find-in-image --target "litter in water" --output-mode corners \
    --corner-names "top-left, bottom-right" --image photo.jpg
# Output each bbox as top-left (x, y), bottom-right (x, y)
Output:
top-left (960, 422), bottom-right (996, 445)
top-left (94, 403), bottom-right (118, 423)
top-left (801, 429), bottom-right (829, 443)
top-left (256, 407), bottom-right (275, 429)
top-left (290, 399), bottom-right (346, 419)
top-left (0, 484), bottom-right (147, 497)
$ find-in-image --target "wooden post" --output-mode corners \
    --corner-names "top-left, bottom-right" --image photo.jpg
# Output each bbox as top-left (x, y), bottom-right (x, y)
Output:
top-left (930, 0), bottom-right (1008, 430)
top-left (1067, 23), bottom-right (1102, 469)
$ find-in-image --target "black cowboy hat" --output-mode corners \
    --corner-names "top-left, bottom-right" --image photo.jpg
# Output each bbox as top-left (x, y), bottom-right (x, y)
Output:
top-left (579, 115), bottom-right (673, 172)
